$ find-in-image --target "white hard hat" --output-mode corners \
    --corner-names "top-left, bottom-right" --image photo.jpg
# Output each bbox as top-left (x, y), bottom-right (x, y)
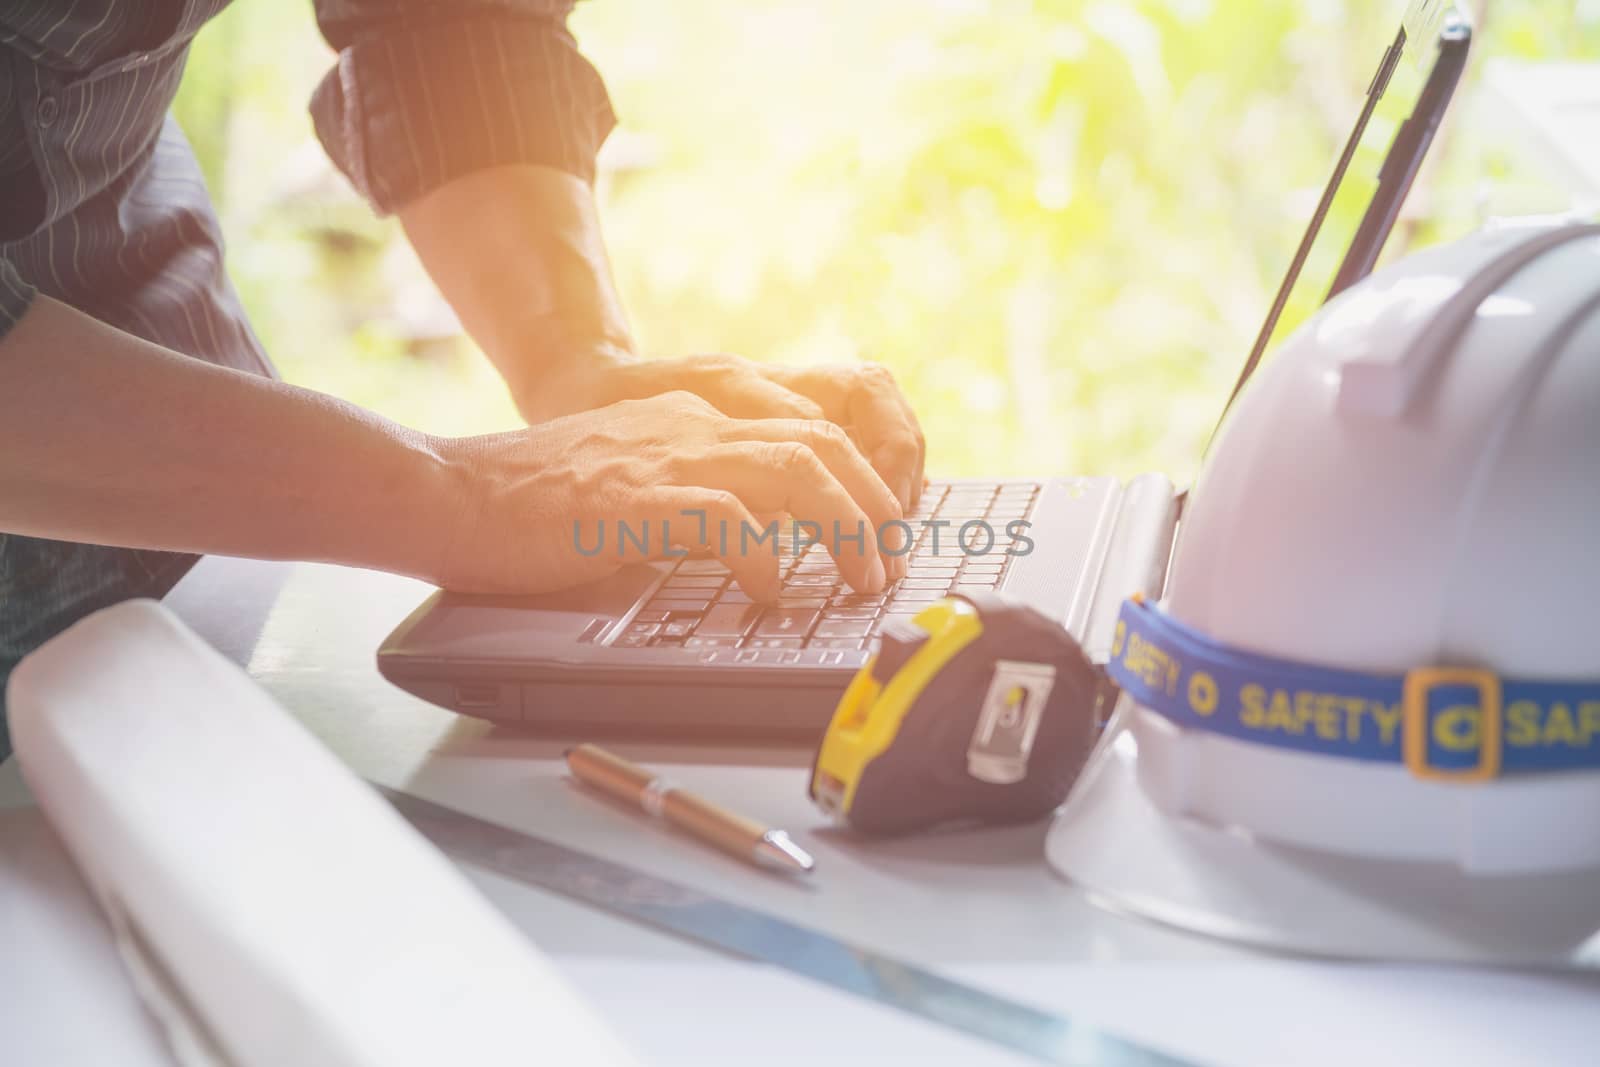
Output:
top-left (1048, 222), bottom-right (1600, 966)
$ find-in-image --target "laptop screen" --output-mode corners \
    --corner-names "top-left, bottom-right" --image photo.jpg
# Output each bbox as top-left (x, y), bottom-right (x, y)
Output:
top-left (1211, 7), bottom-right (1473, 431)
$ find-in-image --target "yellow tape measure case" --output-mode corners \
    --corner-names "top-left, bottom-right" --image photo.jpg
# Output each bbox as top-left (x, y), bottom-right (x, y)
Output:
top-left (809, 594), bottom-right (1100, 836)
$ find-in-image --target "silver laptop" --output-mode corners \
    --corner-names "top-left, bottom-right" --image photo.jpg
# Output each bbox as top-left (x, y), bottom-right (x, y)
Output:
top-left (377, 12), bottom-right (1469, 739)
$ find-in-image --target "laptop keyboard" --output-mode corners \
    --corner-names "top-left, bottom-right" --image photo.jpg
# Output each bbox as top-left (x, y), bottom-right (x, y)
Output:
top-left (612, 481), bottom-right (1040, 657)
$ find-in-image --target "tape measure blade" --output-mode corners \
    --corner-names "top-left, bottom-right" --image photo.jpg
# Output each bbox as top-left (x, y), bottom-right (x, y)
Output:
top-left (380, 787), bottom-right (1189, 1067)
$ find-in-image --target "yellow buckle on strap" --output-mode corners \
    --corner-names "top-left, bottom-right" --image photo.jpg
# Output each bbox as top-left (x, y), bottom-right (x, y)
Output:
top-left (1402, 667), bottom-right (1503, 782)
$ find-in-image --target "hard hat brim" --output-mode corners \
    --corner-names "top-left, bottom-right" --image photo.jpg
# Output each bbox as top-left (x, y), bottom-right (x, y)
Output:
top-left (1046, 699), bottom-right (1600, 968)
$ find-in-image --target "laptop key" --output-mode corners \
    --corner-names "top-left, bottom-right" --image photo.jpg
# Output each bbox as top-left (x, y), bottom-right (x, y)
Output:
top-left (785, 574), bottom-right (839, 589)
top-left (695, 603), bottom-right (764, 638)
top-left (685, 636), bottom-right (741, 649)
top-left (662, 620), bottom-right (697, 637)
top-left (814, 619), bottom-right (874, 638)
top-left (890, 588), bottom-right (948, 602)
top-left (633, 610), bottom-right (669, 623)
top-left (675, 559), bottom-right (730, 575)
top-left (746, 637), bottom-right (804, 649)
top-left (897, 578), bottom-right (953, 590)
top-left (717, 589), bottom-right (754, 605)
top-left (663, 575), bottom-right (726, 590)
top-left (821, 607), bottom-right (878, 620)
top-left (792, 568), bottom-right (841, 581)
top-left (775, 596), bottom-right (827, 610)
top-left (810, 637), bottom-right (866, 650)
top-left (646, 596), bottom-right (713, 614)
top-left (756, 607), bottom-right (820, 639)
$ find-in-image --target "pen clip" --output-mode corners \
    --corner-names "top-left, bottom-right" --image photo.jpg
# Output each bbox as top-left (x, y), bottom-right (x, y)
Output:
top-left (640, 777), bottom-right (675, 819)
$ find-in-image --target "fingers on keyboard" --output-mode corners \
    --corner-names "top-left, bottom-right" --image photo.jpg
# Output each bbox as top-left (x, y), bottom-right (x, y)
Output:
top-left (621, 481), bottom-right (1040, 651)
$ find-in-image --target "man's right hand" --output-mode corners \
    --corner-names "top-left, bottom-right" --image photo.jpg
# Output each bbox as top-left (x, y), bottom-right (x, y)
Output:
top-left (0, 300), bottom-right (906, 605)
top-left (427, 391), bottom-right (905, 601)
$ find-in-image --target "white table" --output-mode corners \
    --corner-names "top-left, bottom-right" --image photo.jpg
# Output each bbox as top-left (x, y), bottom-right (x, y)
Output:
top-left (3, 557), bottom-right (1597, 1065)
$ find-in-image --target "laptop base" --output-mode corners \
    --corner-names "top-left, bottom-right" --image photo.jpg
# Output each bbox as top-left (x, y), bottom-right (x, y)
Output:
top-left (377, 476), bottom-right (1177, 739)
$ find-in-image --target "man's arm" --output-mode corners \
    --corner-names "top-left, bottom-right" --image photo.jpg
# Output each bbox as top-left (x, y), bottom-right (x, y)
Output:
top-left (0, 297), bottom-right (454, 581)
top-left (397, 164), bottom-right (637, 415)
top-left (309, 0), bottom-right (628, 413)
top-left (0, 297), bottom-right (898, 597)
top-left (400, 163), bottom-right (927, 518)
top-left (311, 2), bottom-right (927, 514)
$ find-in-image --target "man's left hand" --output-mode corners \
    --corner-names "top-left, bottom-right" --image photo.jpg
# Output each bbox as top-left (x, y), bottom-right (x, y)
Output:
top-left (399, 165), bottom-right (927, 509)
top-left (528, 353), bottom-right (928, 511)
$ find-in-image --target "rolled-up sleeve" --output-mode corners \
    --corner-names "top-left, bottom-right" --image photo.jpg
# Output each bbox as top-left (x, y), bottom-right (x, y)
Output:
top-left (310, 0), bottom-right (617, 215)
top-left (0, 256), bottom-right (37, 343)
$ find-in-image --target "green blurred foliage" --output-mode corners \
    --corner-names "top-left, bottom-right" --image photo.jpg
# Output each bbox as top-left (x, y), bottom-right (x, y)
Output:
top-left (176, 0), bottom-right (1599, 485)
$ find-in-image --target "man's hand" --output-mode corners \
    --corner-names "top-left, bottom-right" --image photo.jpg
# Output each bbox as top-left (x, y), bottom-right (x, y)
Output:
top-left (430, 391), bottom-right (905, 600)
top-left (401, 164), bottom-right (927, 583)
top-left (0, 300), bottom-right (902, 605)
top-left (523, 353), bottom-right (928, 514)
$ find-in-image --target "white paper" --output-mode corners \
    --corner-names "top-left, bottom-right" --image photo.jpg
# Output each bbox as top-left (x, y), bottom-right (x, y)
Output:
top-left (0, 807), bottom-right (176, 1067)
top-left (7, 599), bottom-right (642, 1067)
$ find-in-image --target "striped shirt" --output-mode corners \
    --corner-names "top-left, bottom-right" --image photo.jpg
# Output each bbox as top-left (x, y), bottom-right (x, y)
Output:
top-left (0, 0), bottom-right (617, 366)
top-left (0, 1), bottom-right (617, 761)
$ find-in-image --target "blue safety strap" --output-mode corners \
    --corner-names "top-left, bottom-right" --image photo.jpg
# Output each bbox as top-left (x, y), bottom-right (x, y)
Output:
top-left (1106, 598), bottom-right (1600, 782)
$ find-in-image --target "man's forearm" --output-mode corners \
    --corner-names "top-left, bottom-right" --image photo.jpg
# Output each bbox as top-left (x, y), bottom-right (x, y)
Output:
top-left (0, 297), bottom-right (459, 580)
top-left (399, 165), bottom-right (636, 418)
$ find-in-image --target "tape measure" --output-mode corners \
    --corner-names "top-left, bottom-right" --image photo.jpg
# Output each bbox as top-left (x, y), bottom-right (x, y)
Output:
top-left (809, 593), bottom-right (1103, 836)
